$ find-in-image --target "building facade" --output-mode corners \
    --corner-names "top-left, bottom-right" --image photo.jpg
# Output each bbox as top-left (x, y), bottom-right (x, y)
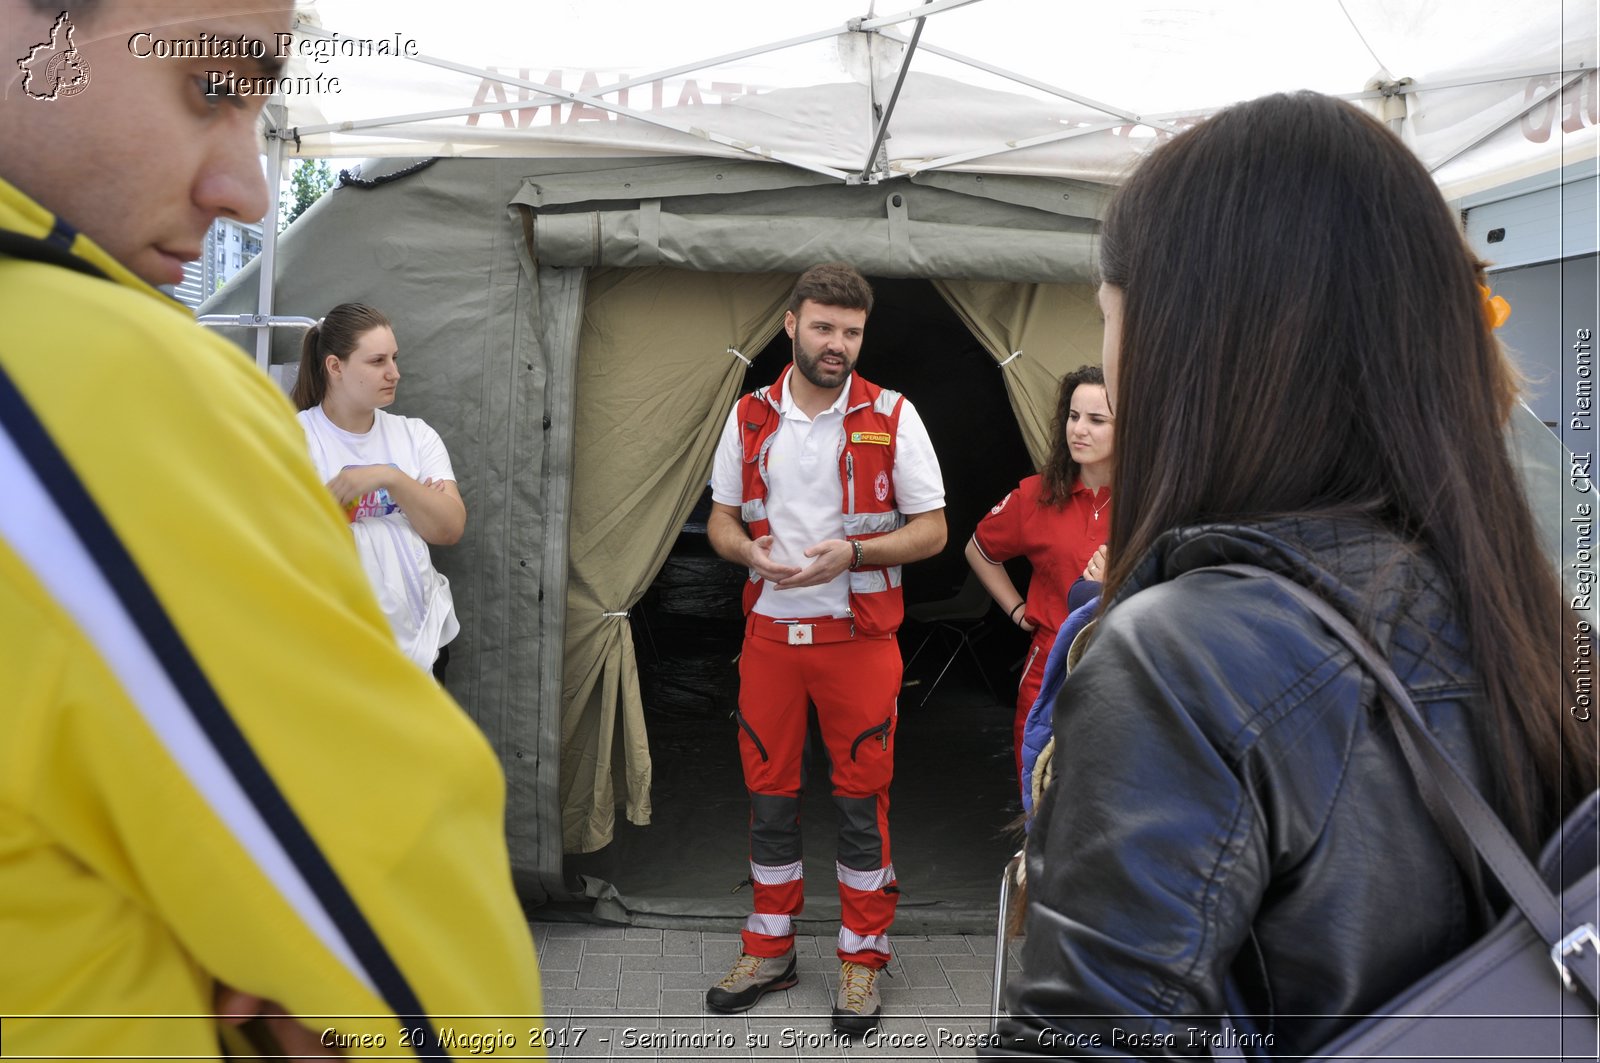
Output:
top-left (170, 217), bottom-right (262, 309)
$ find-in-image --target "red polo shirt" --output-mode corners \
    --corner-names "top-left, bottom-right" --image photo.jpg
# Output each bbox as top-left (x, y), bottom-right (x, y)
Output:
top-left (972, 474), bottom-right (1109, 643)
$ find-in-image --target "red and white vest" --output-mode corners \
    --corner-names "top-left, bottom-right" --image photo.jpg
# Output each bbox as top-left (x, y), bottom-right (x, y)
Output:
top-left (737, 366), bottom-right (907, 636)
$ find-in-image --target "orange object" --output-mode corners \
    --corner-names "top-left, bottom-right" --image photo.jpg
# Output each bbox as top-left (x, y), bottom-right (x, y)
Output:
top-left (1479, 284), bottom-right (1512, 329)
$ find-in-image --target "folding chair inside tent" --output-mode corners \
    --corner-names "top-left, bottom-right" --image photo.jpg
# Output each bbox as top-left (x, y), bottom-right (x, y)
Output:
top-left (902, 569), bottom-right (997, 706)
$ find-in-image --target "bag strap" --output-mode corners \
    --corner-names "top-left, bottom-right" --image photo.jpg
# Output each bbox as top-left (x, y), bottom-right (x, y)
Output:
top-left (1224, 570), bottom-right (1492, 926)
top-left (1211, 564), bottom-right (1598, 1002)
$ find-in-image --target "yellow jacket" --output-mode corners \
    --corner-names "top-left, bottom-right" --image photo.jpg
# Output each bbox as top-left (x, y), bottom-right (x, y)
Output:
top-left (0, 178), bottom-right (543, 1057)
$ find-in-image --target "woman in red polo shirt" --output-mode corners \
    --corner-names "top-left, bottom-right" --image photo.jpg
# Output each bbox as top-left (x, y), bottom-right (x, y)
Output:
top-left (966, 365), bottom-right (1113, 789)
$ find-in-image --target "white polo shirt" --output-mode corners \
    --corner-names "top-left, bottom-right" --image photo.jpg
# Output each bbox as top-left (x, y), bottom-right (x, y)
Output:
top-left (711, 372), bottom-right (945, 619)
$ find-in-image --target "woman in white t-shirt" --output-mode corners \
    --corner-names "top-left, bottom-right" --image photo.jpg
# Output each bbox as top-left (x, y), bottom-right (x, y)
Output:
top-left (292, 303), bottom-right (465, 677)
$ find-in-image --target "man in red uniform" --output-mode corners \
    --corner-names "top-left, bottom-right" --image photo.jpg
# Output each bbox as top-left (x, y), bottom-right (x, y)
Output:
top-left (704, 264), bottom-right (946, 1035)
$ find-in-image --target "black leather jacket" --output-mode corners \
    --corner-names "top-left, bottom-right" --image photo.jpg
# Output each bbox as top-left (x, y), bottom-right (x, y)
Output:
top-left (989, 517), bottom-right (1500, 1058)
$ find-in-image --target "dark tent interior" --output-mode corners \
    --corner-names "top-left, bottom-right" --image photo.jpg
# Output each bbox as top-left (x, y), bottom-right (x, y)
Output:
top-left (562, 277), bottom-right (1052, 933)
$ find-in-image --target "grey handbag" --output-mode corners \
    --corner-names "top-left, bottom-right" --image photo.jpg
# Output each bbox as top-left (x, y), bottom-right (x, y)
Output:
top-left (1215, 564), bottom-right (1600, 1062)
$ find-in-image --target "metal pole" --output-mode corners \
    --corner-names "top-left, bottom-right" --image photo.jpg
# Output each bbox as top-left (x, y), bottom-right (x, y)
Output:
top-left (1427, 69), bottom-right (1590, 174)
top-left (913, 119), bottom-right (1126, 174)
top-left (886, 33), bottom-right (1176, 131)
top-left (254, 113), bottom-right (287, 373)
top-left (856, 0), bottom-right (986, 31)
top-left (283, 30), bottom-right (853, 182)
top-left (858, 8), bottom-right (927, 182)
top-left (197, 315), bottom-right (318, 329)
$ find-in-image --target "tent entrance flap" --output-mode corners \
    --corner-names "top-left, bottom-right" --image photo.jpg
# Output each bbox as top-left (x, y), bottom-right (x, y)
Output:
top-left (556, 266), bottom-right (794, 857)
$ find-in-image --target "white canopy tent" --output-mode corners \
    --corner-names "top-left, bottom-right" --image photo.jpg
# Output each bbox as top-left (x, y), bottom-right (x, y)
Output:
top-left (270, 0), bottom-right (1595, 191)
top-left (234, 0), bottom-right (1599, 370)
top-left (209, 0), bottom-right (1599, 918)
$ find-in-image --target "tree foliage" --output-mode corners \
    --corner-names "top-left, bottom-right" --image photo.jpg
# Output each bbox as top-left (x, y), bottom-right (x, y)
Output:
top-left (280, 160), bottom-right (335, 231)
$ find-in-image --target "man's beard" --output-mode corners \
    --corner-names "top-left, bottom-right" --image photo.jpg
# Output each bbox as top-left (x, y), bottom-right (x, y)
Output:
top-left (793, 333), bottom-right (855, 389)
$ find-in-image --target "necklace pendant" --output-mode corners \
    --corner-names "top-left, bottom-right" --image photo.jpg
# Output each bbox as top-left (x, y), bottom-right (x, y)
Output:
top-left (1094, 510), bottom-right (1099, 520)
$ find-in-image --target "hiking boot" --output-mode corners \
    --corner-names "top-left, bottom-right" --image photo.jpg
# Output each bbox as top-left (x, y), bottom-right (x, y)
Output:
top-left (705, 949), bottom-right (798, 1013)
top-left (831, 960), bottom-right (884, 1035)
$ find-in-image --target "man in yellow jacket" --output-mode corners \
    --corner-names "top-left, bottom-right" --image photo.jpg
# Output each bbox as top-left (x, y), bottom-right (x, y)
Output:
top-left (0, 1), bottom-right (543, 1056)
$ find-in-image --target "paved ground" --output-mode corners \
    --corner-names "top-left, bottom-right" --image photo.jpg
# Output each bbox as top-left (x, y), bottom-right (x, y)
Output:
top-left (528, 922), bottom-right (1022, 1061)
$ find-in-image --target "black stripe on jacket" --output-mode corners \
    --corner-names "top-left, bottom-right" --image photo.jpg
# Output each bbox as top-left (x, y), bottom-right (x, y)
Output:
top-left (0, 360), bottom-right (448, 1059)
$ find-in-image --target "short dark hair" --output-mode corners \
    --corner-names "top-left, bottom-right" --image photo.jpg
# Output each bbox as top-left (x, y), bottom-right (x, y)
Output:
top-left (787, 263), bottom-right (873, 316)
top-left (291, 303), bottom-right (392, 411)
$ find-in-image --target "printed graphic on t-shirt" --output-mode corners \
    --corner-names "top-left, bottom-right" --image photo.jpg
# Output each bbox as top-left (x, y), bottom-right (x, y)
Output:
top-left (343, 464), bottom-right (400, 521)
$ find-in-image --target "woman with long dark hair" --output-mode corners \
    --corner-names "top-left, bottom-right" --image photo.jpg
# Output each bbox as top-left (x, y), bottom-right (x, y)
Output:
top-left (966, 364), bottom-right (1112, 790)
top-left (292, 303), bottom-right (465, 678)
top-left (993, 91), bottom-right (1596, 1056)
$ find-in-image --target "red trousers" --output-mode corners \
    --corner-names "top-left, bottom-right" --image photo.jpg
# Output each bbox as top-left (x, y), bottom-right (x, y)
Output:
top-left (1013, 631), bottom-right (1052, 787)
top-left (735, 614), bottom-right (901, 967)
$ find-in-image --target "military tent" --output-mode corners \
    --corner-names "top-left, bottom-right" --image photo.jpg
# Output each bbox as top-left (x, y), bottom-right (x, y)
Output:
top-left (201, 0), bottom-right (1599, 928)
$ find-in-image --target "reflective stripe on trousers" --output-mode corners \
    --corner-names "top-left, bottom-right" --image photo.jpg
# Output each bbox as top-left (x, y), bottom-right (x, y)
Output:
top-left (735, 631), bottom-right (901, 962)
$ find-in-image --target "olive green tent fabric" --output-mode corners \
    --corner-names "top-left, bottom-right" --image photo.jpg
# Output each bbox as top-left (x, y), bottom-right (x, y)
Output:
top-left (191, 154), bottom-right (1591, 917)
top-left (561, 266), bottom-right (794, 852)
top-left (516, 163), bottom-right (1101, 284)
top-left (932, 279), bottom-right (1105, 466)
top-left (198, 156), bottom-right (1112, 891)
top-left (196, 157), bottom-right (564, 897)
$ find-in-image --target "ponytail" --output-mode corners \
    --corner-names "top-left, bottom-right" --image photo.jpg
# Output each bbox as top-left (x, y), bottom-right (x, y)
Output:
top-left (291, 321), bottom-right (325, 410)
top-left (291, 303), bottom-right (392, 411)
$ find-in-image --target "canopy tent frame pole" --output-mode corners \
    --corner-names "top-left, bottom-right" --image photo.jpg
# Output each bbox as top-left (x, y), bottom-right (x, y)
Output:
top-left (1383, 65), bottom-right (1594, 96)
top-left (280, 23), bottom-right (849, 141)
top-left (287, 27), bottom-right (853, 181)
top-left (292, 2), bottom-right (981, 125)
top-left (588, 0), bottom-right (981, 112)
top-left (856, 0), bottom-right (988, 30)
top-left (278, 2), bottom-right (989, 181)
top-left (199, 313), bottom-right (317, 330)
top-left (276, 89), bottom-right (841, 170)
top-left (593, 27), bottom-right (853, 94)
top-left (282, 60), bottom-right (1583, 157)
top-left (886, 39), bottom-right (1590, 141)
top-left (252, 121), bottom-right (287, 372)
top-left (856, 3), bottom-right (930, 182)
top-left (283, 0), bottom-right (991, 148)
top-left (910, 64), bottom-right (1594, 176)
top-left (264, 12), bottom-right (1592, 199)
top-left (912, 119), bottom-right (1130, 173)
top-left (883, 32), bottom-right (1183, 132)
top-left (270, 56), bottom-right (1590, 182)
top-left (194, 105), bottom-right (316, 371)
top-left (1424, 69), bottom-right (1592, 174)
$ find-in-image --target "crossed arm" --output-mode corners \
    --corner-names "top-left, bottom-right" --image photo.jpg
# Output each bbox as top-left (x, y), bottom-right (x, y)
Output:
top-left (323, 466), bottom-right (466, 545)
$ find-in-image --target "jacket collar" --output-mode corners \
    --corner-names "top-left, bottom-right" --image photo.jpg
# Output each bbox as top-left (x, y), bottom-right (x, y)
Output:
top-left (0, 176), bottom-right (191, 316)
top-left (1117, 515), bottom-right (1434, 649)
